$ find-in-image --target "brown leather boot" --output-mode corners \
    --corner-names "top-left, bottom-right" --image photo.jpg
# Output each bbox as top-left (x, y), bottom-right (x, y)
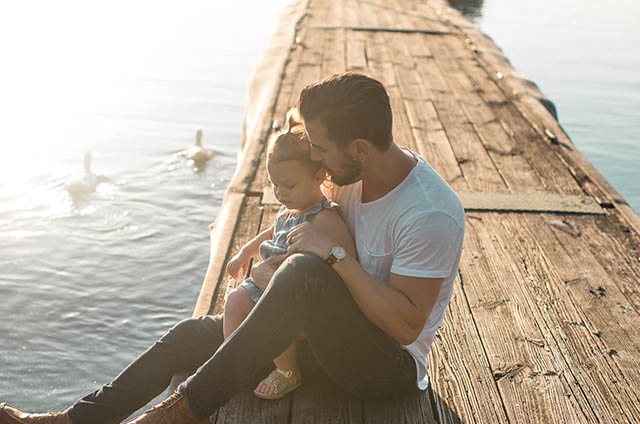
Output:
top-left (0, 404), bottom-right (72, 424)
top-left (123, 391), bottom-right (209, 424)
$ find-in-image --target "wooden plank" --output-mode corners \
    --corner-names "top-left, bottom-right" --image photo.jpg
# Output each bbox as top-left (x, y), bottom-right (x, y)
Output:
top-left (538, 215), bottom-right (640, 382)
top-left (402, 98), bottom-right (466, 190)
top-left (462, 214), bottom-right (586, 423)
top-left (362, 390), bottom-right (437, 424)
top-left (363, 30), bottom-right (418, 153)
top-left (374, 8), bottom-right (506, 193)
top-left (579, 214), bottom-right (640, 312)
top-left (307, 0), bottom-right (330, 26)
top-left (357, 0), bottom-right (378, 28)
top-left (215, 387), bottom-right (291, 424)
top-left (458, 192), bottom-right (604, 214)
top-left (432, 97), bottom-right (507, 192)
top-left (290, 369), bottom-right (363, 424)
top-left (415, 33), bottom-right (546, 195)
top-left (346, 32), bottom-right (367, 70)
top-left (194, 192), bottom-right (245, 317)
top-left (359, 1), bottom-right (422, 155)
top-left (343, 0), bottom-right (360, 28)
top-left (321, 28), bottom-right (346, 76)
top-left (424, 0), bottom-right (634, 231)
top-left (442, 38), bottom-right (585, 197)
top-left (328, 0), bottom-right (346, 28)
top-left (209, 196), bottom-right (264, 315)
top-left (408, 2), bottom-right (452, 33)
top-left (427, 274), bottom-right (509, 423)
top-left (441, 0), bottom-right (639, 234)
top-left (490, 213), bottom-right (640, 421)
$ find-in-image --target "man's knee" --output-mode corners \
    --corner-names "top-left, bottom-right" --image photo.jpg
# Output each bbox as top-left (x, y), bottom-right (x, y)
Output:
top-left (270, 253), bottom-right (342, 298)
top-left (160, 315), bottom-right (222, 346)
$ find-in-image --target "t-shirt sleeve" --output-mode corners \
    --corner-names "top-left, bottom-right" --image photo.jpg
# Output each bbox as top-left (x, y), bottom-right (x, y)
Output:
top-left (391, 211), bottom-right (464, 279)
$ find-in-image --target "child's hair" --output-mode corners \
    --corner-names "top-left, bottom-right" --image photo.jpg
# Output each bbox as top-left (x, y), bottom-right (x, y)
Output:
top-left (267, 108), bottom-right (324, 177)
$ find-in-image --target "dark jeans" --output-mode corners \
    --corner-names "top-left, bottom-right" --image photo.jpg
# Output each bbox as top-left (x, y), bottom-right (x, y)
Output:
top-left (67, 253), bottom-right (417, 423)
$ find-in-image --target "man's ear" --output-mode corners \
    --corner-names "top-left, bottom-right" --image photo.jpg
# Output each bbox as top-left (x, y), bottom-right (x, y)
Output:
top-left (351, 138), bottom-right (369, 157)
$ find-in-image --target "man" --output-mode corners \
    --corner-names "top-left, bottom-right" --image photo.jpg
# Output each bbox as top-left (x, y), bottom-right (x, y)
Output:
top-left (1, 72), bottom-right (464, 424)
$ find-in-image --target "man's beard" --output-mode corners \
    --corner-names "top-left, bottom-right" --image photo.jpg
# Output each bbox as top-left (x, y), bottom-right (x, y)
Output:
top-left (329, 155), bottom-right (363, 186)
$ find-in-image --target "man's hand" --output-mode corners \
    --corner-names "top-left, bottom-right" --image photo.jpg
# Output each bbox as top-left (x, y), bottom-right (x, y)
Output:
top-left (250, 260), bottom-right (276, 291)
top-left (286, 222), bottom-right (332, 260)
top-left (226, 250), bottom-right (250, 281)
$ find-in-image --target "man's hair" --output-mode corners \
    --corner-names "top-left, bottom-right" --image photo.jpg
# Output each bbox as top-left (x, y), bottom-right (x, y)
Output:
top-left (298, 72), bottom-right (393, 151)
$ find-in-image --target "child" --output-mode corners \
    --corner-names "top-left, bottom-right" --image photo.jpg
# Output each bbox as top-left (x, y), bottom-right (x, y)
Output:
top-left (224, 109), bottom-right (356, 400)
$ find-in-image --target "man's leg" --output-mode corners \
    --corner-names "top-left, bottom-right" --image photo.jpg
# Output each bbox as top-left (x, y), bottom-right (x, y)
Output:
top-left (67, 315), bottom-right (224, 424)
top-left (180, 253), bottom-right (416, 418)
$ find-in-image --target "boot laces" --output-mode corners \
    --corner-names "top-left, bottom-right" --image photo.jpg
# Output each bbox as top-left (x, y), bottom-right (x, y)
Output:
top-left (149, 391), bottom-right (182, 413)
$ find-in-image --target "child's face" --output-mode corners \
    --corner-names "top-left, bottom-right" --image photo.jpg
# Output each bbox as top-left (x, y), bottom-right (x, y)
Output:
top-left (267, 159), bottom-right (323, 211)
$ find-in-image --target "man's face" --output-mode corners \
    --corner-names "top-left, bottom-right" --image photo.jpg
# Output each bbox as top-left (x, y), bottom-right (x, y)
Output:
top-left (304, 120), bottom-right (363, 186)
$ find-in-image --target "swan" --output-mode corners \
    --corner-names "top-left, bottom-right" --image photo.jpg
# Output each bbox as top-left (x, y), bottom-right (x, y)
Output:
top-left (63, 152), bottom-right (111, 197)
top-left (183, 129), bottom-right (213, 163)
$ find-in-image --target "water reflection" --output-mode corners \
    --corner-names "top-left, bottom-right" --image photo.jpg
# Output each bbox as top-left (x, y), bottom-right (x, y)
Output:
top-left (444, 0), bottom-right (640, 212)
top-left (447, 0), bottom-right (483, 23)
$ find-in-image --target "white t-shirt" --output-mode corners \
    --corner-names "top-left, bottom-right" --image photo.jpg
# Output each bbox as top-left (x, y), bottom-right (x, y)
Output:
top-left (323, 150), bottom-right (465, 390)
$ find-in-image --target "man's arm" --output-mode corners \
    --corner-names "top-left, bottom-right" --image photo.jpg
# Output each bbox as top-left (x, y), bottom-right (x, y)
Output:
top-left (286, 222), bottom-right (444, 345)
top-left (333, 257), bottom-right (443, 345)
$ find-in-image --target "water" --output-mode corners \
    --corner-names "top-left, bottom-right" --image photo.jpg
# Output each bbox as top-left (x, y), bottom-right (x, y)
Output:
top-left (2, 0), bottom-right (638, 414)
top-left (448, 0), bottom-right (640, 213)
top-left (0, 0), bottom-right (291, 412)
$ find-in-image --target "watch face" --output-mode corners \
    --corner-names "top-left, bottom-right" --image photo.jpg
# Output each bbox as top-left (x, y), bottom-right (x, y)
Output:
top-left (332, 246), bottom-right (347, 260)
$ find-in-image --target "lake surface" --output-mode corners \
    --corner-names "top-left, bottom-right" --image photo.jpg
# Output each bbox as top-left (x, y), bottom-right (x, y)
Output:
top-left (0, 0), bottom-right (291, 413)
top-left (1, 0), bottom-right (638, 415)
top-left (448, 0), bottom-right (640, 213)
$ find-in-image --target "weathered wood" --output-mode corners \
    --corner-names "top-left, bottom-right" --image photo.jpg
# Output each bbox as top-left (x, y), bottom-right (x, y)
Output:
top-left (373, 9), bottom-right (507, 192)
top-left (194, 0), bottom-right (640, 423)
top-left (343, 0), bottom-right (360, 28)
top-left (581, 214), bottom-right (640, 312)
top-left (427, 274), bottom-right (509, 423)
top-left (363, 30), bottom-right (418, 153)
top-left (346, 31), bottom-right (367, 70)
top-left (215, 387), bottom-right (291, 424)
top-left (209, 196), bottom-right (264, 316)
top-left (535, 215), bottom-right (640, 387)
top-left (290, 370), bottom-right (363, 424)
top-left (417, 33), bottom-right (545, 194)
top-left (462, 214), bottom-right (586, 422)
top-left (321, 28), bottom-right (347, 76)
top-left (491, 213), bottom-right (640, 421)
top-left (451, 51), bottom-right (584, 196)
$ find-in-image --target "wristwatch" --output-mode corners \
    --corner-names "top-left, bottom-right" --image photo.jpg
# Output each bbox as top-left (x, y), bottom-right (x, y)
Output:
top-left (326, 245), bottom-right (347, 265)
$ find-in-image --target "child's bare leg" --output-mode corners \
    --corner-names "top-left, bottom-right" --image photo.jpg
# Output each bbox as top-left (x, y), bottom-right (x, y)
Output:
top-left (274, 343), bottom-right (299, 373)
top-left (223, 287), bottom-right (255, 339)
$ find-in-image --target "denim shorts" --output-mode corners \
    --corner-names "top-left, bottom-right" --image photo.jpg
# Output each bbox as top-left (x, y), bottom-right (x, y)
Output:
top-left (238, 277), bottom-right (263, 303)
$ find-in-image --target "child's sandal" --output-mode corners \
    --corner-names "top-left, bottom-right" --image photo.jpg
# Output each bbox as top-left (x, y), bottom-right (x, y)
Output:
top-left (253, 368), bottom-right (303, 400)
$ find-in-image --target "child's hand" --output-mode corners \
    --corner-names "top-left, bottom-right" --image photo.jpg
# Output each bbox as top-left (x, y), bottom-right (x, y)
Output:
top-left (226, 250), bottom-right (250, 280)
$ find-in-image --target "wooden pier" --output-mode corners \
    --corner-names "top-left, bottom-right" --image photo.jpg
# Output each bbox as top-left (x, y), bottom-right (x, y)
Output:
top-left (192, 0), bottom-right (640, 422)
